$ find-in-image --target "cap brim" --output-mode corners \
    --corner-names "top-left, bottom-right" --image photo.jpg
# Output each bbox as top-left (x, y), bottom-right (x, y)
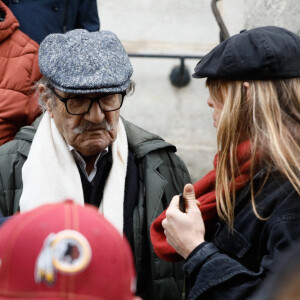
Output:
top-left (0, 295), bottom-right (136, 300)
top-left (49, 80), bottom-right (130, 94)
top-left (192, 72), bottom-right (205, 79)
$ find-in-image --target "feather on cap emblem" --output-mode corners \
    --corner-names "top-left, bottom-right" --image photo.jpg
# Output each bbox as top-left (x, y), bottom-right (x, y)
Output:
top-left (35, 229), bottom-right (92, 285)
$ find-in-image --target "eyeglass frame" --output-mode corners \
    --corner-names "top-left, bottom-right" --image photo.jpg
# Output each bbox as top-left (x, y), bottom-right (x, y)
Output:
top-left (49, 86), bottom-right (126, 115)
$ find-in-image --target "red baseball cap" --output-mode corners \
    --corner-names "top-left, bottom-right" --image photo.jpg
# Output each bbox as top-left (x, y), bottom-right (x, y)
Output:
top-left (0, 200), bottom-right (136, 300)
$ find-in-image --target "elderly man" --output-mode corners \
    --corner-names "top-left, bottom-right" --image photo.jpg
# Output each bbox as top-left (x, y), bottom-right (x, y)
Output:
top-left (0, 30), bottom-right (190, 300)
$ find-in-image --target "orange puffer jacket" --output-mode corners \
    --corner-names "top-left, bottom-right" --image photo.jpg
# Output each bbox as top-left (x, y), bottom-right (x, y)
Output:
top-left (0, 1), bottom-right (42, 145)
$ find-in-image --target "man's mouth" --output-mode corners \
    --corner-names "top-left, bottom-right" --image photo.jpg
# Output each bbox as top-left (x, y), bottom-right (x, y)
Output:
top-left (72, 121), bottom-right (113, 134)
top-left (86, 127), bottom-right (105, 132)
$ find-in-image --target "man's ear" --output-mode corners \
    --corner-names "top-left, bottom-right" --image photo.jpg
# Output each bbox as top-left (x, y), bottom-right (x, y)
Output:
top-left (243, 81), bottom-right (251, 101)
top-left (38, 84), bottom-right (54, 117)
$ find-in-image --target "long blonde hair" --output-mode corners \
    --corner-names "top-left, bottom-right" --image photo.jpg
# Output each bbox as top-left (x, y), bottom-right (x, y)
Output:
top-left (206, 78), bottom-right (300, 228)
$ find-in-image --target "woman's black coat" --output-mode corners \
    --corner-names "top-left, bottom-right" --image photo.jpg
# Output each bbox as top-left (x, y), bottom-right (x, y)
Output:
top-left (184, 169), bottom-right (300, 300)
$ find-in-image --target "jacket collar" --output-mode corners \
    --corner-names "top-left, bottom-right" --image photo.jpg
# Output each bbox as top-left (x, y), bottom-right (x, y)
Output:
top-left (121, 116), bottom-right (177, 158)
top-left (15, 115), bottom-right (42, 157)
top-left (15, 115), bottom-right (42, 142)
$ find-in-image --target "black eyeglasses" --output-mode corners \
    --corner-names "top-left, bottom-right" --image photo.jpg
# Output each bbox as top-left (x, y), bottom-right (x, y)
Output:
top-left (50, 87), bottom-right (125, 115)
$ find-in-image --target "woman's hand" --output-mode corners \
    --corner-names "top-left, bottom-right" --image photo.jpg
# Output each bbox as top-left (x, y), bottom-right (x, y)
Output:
top-left (162, 183), bottom-right (205, 259)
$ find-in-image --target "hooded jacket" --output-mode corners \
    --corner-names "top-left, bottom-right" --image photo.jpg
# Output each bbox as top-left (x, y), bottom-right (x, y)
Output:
top-left (0, 1), bottom-right (42, 146)
top-left (0, 116), bottom-right (191, 300)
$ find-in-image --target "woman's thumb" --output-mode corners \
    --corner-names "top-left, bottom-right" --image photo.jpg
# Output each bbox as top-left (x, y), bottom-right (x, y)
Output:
top-left (183, 183), bottom-right (196, 201)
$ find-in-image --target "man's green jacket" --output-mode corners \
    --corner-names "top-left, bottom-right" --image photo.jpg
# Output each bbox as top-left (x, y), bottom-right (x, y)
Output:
top-left (0, 115), bottom-right (191, 300)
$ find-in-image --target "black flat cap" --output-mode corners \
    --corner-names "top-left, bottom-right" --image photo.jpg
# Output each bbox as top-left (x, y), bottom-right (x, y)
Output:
top-left (193, 26), bottom-right (300, 80)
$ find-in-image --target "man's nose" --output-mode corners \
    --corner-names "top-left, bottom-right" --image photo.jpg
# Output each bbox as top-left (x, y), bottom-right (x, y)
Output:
top-left (84, 101), bottom-right (105, 123)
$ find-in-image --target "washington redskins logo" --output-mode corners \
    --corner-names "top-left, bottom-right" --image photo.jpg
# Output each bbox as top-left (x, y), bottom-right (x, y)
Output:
top-left (35, 230), bottom-right (92, 285)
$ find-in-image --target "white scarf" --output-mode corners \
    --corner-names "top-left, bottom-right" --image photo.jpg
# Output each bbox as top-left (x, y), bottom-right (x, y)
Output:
top-left (20, 112), bottom-right (128, 233)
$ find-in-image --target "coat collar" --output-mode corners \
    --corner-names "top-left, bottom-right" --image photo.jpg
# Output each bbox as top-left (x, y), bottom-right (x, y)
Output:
top-left (121, 116), bottom-right (176, 158)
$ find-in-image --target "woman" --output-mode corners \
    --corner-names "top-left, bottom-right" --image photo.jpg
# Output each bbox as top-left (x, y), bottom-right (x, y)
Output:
top-left (150, 26), bottom-right (300, 299)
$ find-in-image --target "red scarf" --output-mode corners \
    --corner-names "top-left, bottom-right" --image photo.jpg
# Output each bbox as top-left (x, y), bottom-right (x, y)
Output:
top-left (150, 140), bottom-right (254, 262)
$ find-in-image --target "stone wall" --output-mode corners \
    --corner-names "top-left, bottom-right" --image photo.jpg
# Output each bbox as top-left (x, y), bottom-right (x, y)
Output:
top-left (244, 0), bottom-right (300, 34)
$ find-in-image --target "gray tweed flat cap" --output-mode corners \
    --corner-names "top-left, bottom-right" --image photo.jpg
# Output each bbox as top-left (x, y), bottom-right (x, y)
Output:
top-left (39, 29), bottom-right (133, 94)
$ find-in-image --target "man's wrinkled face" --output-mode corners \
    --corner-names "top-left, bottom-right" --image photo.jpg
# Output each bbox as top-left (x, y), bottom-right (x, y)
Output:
top-left (42, 86), bottom-right (120, 157)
